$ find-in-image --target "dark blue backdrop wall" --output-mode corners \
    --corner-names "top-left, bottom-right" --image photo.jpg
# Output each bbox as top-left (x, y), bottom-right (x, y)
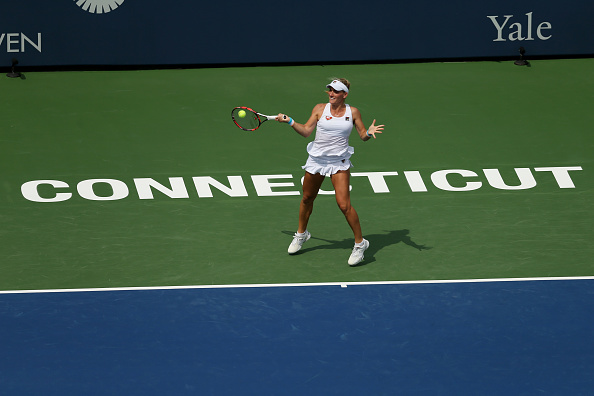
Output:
top-left (2, 0), bottom-right (593, 67)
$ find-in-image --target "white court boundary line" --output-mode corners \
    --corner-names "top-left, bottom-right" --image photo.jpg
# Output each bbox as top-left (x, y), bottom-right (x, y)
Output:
top-left (1, 276), bottom-right (593, 295)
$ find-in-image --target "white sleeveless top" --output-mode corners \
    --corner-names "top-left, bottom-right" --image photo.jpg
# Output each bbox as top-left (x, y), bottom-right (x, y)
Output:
top-left (306, 103), bottom-right (355, 161)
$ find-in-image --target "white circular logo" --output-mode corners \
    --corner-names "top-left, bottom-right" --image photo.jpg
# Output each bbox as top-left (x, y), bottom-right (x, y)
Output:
top-left (74, 0), bottom-right (125, 14)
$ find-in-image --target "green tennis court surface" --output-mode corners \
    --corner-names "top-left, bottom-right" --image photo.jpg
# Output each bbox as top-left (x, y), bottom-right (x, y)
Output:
top-left (1, 59), bottom-right (592, 291)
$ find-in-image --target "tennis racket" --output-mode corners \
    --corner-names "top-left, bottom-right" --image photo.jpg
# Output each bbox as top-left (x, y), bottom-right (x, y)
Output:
top-left (231, 106), bottom-right (286, 131)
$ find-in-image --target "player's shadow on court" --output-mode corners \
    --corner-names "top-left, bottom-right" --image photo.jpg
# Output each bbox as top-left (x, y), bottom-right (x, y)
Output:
top-left (282, 229), bottom-right (431, 265)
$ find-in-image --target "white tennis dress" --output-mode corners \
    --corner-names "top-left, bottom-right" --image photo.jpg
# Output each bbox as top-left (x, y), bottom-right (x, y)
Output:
top-left (302, 103), bottom-right (355, 176)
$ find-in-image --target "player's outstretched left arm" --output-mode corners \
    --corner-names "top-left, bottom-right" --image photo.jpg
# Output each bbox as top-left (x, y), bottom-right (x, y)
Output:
top-left (352, 106), bottom-right (384, 141)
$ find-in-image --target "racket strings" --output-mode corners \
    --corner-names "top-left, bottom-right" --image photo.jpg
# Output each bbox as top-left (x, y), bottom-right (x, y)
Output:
top-left (232, 108), bottom-right (260, 131)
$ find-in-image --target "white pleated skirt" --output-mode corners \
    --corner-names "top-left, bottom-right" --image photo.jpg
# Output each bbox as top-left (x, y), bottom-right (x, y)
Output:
top-left (302, 156), bottom-right (353, 177)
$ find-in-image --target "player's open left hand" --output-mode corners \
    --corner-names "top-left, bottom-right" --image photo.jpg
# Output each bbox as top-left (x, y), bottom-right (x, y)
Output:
top-left (367, 119), bottom-right (384, 139)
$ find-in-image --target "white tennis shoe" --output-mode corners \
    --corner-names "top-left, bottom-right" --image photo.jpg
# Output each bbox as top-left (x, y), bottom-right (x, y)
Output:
top-left (288, 230), bottom-right (311, 254)
top-left (348, 239), bottom-right (369, 266)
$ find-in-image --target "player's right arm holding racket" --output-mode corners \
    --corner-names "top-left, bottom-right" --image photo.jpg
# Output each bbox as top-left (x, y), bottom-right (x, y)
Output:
top-left (276, 103), bottom-right (325, 137)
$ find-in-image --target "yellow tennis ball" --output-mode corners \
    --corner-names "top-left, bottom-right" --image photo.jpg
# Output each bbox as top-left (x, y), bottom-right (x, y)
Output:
top-left (238, 110), bottom-right (246, 118)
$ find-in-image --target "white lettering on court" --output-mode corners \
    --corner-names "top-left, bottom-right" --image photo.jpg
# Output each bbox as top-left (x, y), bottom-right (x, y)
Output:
top-left (20, 166), bottom-right (584, 203)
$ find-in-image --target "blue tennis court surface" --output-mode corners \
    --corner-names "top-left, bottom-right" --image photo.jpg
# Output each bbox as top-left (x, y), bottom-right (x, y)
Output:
top-left (2, 278), bottom-right (593, 395)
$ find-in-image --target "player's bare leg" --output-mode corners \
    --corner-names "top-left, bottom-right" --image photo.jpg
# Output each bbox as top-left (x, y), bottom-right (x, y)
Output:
top-left (331, 170), bottom-right (363, 243)
top-left (297, 172), bottom-right (325, 233)
top-left (331, 170), bottom-right (369, 265)
top-left (288, 172), bottom-right (325, 254)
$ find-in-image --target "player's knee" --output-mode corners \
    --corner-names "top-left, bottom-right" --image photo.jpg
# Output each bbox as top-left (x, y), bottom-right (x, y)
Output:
top-left (336, 199), bottom-right (351, 214)
top-left (302, 193), bottom-right (317, 206)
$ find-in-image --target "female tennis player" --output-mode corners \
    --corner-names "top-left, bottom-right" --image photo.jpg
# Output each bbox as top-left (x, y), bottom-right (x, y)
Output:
top-left (277, 78), bottom-right (384, 266)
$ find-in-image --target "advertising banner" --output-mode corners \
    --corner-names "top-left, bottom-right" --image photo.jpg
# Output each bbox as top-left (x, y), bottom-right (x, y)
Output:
top-left (2, 0), bottom-right (593, 67)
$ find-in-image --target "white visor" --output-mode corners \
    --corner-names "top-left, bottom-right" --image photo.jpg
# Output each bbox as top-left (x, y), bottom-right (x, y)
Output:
top-left (326, 80), bottom-right (349, 93)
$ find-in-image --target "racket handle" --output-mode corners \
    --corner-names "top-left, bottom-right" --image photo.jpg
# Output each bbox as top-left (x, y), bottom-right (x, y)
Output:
top-left (264, 115), bottom-right (288, 121)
